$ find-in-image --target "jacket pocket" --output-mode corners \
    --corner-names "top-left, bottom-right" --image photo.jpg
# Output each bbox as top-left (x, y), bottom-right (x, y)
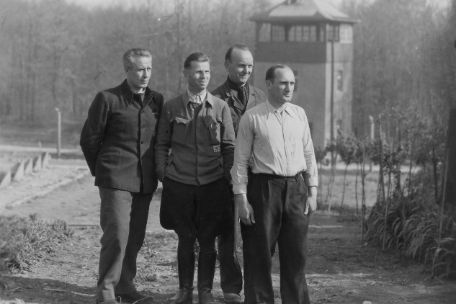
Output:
top-left (172, 116), bottom-right (190, 144)
top-left (204, 116), bottom-right (221, 145)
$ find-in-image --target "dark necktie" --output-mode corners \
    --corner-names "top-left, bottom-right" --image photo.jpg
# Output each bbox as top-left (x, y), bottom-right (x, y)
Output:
top-left (238, 85), bottom-right (248, 108)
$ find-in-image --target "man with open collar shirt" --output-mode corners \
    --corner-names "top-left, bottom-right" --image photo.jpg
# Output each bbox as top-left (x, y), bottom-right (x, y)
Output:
top-left (212, 44), bottom-right (267, 304)
top-left (155, 52), bottom-right (235, 304)
top-left (231, 64), bottom-right (318, 304)
top-left (80, 48), bottom-right (163, 304)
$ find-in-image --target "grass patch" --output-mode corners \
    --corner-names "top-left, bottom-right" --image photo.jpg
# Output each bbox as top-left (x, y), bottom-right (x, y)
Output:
top-left (366, 192), bottom-right (456, 279)
top-left (0, 214), bottom-right (73, 272)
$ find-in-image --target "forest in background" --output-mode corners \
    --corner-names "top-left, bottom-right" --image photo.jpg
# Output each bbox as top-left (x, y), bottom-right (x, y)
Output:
top-left (0, 0), bottom-right (455, 142)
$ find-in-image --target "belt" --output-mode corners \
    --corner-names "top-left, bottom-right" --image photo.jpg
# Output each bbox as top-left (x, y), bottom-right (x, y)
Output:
top-left (251, 171), bottom-right (307, 181)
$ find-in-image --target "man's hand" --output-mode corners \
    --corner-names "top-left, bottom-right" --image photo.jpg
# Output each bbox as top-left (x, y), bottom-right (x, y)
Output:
top-left (156, 168), bottom-right (165, 182)
top-left (306, 187), bottom-right (317, 214)
top-left (234, 194), bottom-right (255, 225)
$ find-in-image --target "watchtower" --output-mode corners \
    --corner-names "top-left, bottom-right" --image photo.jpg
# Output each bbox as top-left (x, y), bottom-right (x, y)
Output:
top-left (250, 0), bottom-right (357, 149)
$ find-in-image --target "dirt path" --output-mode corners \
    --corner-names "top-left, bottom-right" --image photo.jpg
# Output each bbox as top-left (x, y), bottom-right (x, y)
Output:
top-left (1, 175), bottom-right (456, 304)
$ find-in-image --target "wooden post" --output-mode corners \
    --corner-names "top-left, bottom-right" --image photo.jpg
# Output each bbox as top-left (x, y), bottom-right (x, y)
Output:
top-left (55, 107), bottom-right (61, 158)
top-left (445, 109), bottom-right (456, 217)
top-left (369, 115), bottom-right (374, 172)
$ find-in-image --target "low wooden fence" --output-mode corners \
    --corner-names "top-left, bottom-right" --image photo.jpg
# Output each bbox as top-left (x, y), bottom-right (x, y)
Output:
top-left (0, 152), bottom-right (51, 188)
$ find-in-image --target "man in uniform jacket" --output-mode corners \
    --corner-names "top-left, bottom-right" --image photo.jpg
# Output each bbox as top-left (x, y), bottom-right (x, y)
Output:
top-left (155, 52), bottom-right (235, 304)
top-left (212, 44), bottom-right (267, 304)
top-left (80, 48), bottom-right (163, 304)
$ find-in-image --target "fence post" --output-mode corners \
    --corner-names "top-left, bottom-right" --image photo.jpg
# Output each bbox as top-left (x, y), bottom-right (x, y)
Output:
top-left (445, 108), bottom-right (456, 217)
top-left (369, 115), bottom-right (374, 172)
top-left (55, 107), bottom-right (61, 158)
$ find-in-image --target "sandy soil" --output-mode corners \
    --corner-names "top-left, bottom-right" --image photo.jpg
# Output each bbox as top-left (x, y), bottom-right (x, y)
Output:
top-left (1, 160), bottom-right (456, 304)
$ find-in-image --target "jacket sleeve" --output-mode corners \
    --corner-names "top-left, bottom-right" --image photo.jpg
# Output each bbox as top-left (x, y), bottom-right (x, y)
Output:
top-left (220, 102), bottom-right (236, 181)
top-left (155, 101), bottom-right (171, 182)
top-left (80, 92), bottom-right (109, 176)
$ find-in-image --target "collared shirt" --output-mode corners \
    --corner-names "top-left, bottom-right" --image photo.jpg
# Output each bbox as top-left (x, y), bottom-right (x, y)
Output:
top-left (187, 88), bottom-right (207, 104)
top-left (231, 101), bottom-right (318, 194)
top-left (155, 91), bottom-right (235, 186)
top-left (226, 77), bottom-right (249, 106)
top-left (212, 80), bottom-right (267, 135)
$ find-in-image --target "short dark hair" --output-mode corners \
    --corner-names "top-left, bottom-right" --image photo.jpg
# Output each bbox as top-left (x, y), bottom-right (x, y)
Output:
top-left (123, 48), bottom-right (152, 72)
top-left (225, 44), bottom-right (251, 62)
top-left (184, 52), bottom-right (210, 69)
top-left (265, 64), bottom-right (291, 81)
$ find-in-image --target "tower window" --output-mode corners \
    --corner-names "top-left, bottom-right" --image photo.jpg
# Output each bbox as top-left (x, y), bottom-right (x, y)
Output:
top-left (327, 24), bottom-right (340, 42)
top-left (340, 24), bottom-right (353, 43)
top-left (318, 25), bottom-right (326, 42)
top-left (271, 24), bottom-right (285, 42)
top-left (259, 23), bottom-right (271, 42)
top-left (289, 25), bottom-right (317, 42)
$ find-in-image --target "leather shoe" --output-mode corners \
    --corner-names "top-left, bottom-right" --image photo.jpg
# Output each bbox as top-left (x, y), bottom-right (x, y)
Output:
top-left (116, 290), bottom-right (152, 304)
top-left (198, 290), bottom-right (215, 304)
top-left (173, 288), bottom-right (193, 304)
top-left (95, 300), bottom-right (120, 304)
top-left (223, 292), bottom-right (242, 304)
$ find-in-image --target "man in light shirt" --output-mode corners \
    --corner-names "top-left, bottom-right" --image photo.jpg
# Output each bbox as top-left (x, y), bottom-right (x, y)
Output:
top-left (231, 64), bottom-right (318, 304)
top-left (155, 52), bottom-right (235, 304)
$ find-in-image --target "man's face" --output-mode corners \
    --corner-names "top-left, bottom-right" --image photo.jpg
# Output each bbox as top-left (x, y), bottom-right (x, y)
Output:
top-left (126, 56), bottom-right (152, 91)
top-left (225, 49), bottom-right (254, 85)
top-left (267, 67), bottom-right (295, 105)
top-left (184, 60), bottom-right (211, 92)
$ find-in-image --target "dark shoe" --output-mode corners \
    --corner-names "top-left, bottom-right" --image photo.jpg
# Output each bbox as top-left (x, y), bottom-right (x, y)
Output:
top-left (96, 300), bottom-right (120, 304)
top-left (198, 290), bottom-right (215, 304)
top-left (223, 293), bottom-right (242, 304)
top-left (173, 288), bottom-right (193, 304)
top-left (116, 290), bottom-right (152, 304)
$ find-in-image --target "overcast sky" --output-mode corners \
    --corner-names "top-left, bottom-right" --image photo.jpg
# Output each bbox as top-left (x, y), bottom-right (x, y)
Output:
top-left (65, 0), bottom-right (451, 10)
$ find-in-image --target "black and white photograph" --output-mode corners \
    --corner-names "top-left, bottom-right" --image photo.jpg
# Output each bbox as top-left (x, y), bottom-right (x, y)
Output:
top-left (0, 0), bottom-right (456, 303)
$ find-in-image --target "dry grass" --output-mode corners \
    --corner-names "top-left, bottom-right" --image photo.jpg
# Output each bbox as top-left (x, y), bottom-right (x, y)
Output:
top-left (0, 214), bottom-right (73, 272)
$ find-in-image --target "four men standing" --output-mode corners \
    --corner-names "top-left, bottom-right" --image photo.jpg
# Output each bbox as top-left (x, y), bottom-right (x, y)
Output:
top-left (81, 47), bottom-right (317, 304)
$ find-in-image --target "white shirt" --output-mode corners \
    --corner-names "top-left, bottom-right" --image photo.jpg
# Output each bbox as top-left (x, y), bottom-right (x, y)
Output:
top-left (231, 101), bottom-right (318, 194)
top-left (187, 88), bottom-right (207, 104)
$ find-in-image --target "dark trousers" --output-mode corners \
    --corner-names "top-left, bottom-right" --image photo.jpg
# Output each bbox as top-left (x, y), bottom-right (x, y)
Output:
top-left (217, 196), bottom-right (243, 294)
top-left (242, 173), bottom-right (310, 304)
top-left (97, 187), bottom-right (152, 301)
top-left (161, 177), bottom-right (231, 292)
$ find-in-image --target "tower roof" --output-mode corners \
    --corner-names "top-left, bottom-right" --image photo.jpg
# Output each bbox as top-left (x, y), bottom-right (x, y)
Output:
top-left (250, 0), bottom-right (357, 24)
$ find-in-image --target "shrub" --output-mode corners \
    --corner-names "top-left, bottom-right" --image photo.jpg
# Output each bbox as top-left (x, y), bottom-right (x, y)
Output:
top-left (0, 214), bottom-right (73, 272)
top-left (366, 190), bottom-right (456, 278)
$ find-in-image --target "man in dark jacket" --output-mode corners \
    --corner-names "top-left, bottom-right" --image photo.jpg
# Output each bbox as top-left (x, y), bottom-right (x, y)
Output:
top-left (212, 44), bottom-right (267, 304)
top-left (80, 48), bottom-right (163, 304)
top-left (155, 52), bottom-right (235, 304)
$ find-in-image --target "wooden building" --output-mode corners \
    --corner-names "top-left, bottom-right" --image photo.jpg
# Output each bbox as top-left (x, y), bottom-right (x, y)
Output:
top-left (250, 0), bottom-right (357, 149)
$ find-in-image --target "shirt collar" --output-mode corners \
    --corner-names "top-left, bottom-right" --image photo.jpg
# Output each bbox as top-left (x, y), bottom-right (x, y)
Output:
top-left (183, 89), bottom-right (213, 107)
top-left (121, 80), bottom-right (151, 105)
top-left (226, 77), bottom-right (247, 91)
top-left (186, 88), bottom-right (207, 104)
top-left (266, 101), bottom-right (295, 118)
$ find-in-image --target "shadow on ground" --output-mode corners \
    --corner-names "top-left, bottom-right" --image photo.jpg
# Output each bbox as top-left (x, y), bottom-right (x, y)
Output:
top-left (0, 275), bottom-right (175, 304)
